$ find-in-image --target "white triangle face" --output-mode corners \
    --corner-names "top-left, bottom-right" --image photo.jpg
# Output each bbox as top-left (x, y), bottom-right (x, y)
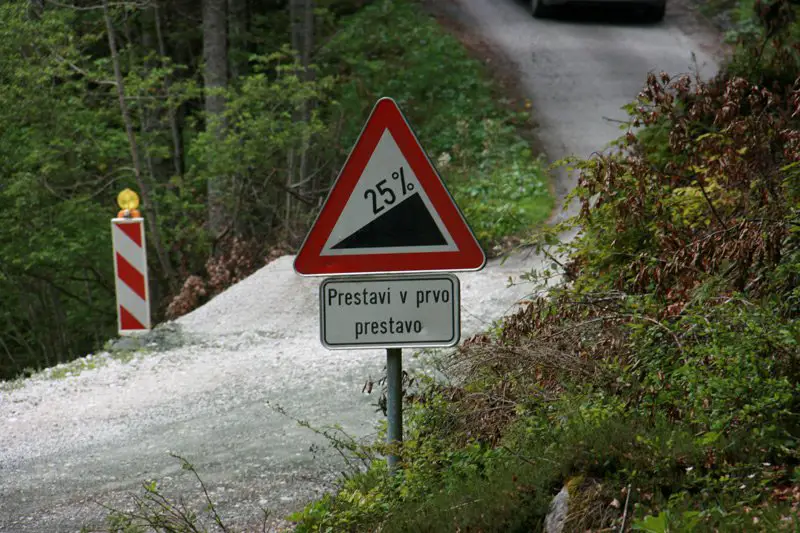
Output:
top-left (321, 129), bottom-right (458, 256)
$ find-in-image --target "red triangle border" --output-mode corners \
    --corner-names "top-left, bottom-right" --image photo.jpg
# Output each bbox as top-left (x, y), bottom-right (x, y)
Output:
top-left (294, 98), bottom-right (486, 276)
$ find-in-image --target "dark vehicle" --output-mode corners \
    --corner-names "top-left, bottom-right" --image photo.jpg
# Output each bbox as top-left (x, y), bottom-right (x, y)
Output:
top-left (531, 0), bottom-right (667, 22)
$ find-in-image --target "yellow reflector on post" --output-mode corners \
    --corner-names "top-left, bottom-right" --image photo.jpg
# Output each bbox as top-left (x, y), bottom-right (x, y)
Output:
top-left (117, 188), bottom-right (140, 211)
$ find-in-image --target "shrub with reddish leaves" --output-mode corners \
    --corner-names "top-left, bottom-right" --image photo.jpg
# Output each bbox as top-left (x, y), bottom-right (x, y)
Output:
top-left (565, 64), bottom-right (799, 316)
top-left (165, 237), bottom-right (289, 319)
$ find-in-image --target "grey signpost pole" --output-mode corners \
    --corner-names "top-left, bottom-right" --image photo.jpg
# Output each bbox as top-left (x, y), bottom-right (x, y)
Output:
top-left (386, 347), bottom-right (403, 472)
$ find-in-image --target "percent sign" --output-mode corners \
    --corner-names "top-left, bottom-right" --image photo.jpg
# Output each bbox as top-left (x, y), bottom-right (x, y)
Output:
top-left (392, 167), bottom-right (415, 195)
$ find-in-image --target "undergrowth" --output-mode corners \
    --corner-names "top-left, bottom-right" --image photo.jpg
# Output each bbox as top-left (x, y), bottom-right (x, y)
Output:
top-left (83, 454), bottom-right (266, 533)
top-left (289, 2), bottom-right (800, 532)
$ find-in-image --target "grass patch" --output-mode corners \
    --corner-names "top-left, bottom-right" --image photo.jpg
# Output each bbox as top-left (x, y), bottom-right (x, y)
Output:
top-left (21, 349), bottom-right (143, 382)
top-left (696, 0), bottom-right (740, 19)
top-left (0, 376), bottom-right (26, 392)
top-left (1, 347), bottom-right (148, 385)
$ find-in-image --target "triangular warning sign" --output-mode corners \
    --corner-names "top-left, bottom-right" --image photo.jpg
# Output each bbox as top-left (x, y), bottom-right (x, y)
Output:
top-left (294, 97), bottom-right (486, 276)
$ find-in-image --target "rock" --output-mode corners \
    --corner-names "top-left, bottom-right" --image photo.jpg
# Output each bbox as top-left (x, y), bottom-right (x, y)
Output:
top-left (109, 336), bottom-right (144, 353)
top-left (544, 485), bottom-right (569, 533)
top-left (141, 322), bottom-right (189, 351)
top-left (109, 322), bottom-right (189, 354)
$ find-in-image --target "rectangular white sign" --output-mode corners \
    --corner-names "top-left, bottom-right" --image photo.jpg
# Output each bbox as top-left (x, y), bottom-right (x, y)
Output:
top-left (320, 274), bottom-right (460, 349)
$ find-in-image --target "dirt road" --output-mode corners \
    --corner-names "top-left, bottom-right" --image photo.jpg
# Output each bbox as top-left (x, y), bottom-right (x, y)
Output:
top-left (1, 2), bottom-right (721, 531)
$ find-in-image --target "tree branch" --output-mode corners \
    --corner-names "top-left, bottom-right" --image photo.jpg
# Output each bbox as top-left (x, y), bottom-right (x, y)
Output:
top-left (45, 0), bottom-right (149, 11)
top-left (696, 177), bottom-right (728, 230)
top-left (19, 269), bottom-right (109, 314)
top-left (51, 52), bottom-right (118, 86)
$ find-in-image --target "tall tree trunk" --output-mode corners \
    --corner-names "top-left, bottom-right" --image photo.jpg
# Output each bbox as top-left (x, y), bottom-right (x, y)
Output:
top-left (49, 286), bottom-right (68, 364)
top-left (102, 0), bottom-right (178, 293)
top-left (298, 0), bottom-right (314, 193)
top-left (30, 286), bottom-right (51, 368)
top-left (227, 0), bottom-right (247, 236)
top-left (290, 0), bottom-right (302, 71)
top-left (227, 0), bottom-right (247, 80)
top-left (287, 0), bottom-right (314, 234)
top-left (202, 0), bottom-right (229, 248)
top-left (153, 4), bottom-right (185, 179)
top-left (138, 7), bottom-right (172, 185)
top-left (286, 0), bottom-right (302, 231)
top-left (84, 268), bottom-right (101, 349)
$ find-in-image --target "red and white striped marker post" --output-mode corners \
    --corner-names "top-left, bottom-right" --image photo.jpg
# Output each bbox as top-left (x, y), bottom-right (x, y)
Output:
top-left (111, 189), bottom-right (151, 335)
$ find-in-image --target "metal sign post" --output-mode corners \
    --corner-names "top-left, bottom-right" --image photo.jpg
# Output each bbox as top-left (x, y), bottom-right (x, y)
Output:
top-left (386, 347), bottom-right (403, 471)
top-left (294, 97), bottom-right (486, 474)
top-left (319, 274), bottom-right (459, 473)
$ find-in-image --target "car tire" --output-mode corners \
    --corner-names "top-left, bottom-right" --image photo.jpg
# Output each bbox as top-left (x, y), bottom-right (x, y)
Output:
top-left (531, 0), bottom-right (553, 18)
top-left (643, 1), bottom-right (666, 22)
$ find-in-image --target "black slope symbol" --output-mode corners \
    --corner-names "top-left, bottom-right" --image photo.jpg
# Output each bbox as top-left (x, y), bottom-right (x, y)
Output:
top-left (332, 192), bottom-right (447, 249)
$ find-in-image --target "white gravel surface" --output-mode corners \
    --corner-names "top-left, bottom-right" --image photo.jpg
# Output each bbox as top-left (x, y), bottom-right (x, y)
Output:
top-left (1, 2), bottom-right (722, 531)
top-left (1, 253), bottom-right (543, 532)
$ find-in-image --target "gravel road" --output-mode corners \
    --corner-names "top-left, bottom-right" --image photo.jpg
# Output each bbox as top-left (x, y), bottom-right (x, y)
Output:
top-left (1, 2), bottom-right (721, 531)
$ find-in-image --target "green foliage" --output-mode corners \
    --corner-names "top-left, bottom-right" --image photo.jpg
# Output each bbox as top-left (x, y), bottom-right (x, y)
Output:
top-left (0, 0), bottom-right (552, 380)
top-left (630, 301), bottom-right (799, 448)
top-left (718, 0), bottom-right (800, 85)
top-left (188, 49), bottom-right (335, 238)
top-left (724, 0), bottom-right (763, 43)
top-left (0, 3), bottom-right (124, 374)
top-left (452, 148), bottom-right (551, 246)
top-left (290, 395), bottom-right (543, 533)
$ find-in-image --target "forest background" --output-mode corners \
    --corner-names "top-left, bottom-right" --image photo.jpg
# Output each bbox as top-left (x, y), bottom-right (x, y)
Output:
top-left (0, 0), bottom-right (552, 380)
